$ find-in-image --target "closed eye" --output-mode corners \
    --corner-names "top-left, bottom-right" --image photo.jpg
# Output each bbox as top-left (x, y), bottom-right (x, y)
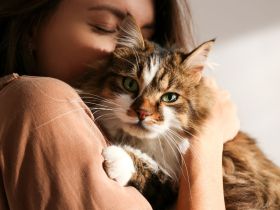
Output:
top-left (89, 23), bottom-right (117, 34)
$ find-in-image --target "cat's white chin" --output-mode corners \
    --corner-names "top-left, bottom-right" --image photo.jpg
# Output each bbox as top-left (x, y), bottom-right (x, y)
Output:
top-left (122, 122), bottom-right (164, 139)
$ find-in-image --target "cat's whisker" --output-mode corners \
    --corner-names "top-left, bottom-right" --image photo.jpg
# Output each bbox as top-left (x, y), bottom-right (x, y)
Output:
top-left (173, 128), bottom-right (204, 166)
top-left (181, 128), bottom-right (200, 140)
top-left (165, 131), bottom-right (183, 165)
top-left (85, 102), bottom-right (115, 109)
top-left (99, 116), bottom-right (118, 122)
top-left (91, 109), bottom-right (116, 117)
top-left (166, 130), bottom-right (187, 174)
top-left (83, 101), bottom-right (113, 107)
top-left (89, 107), bottom-right (114, 111)
top-left (165, 129), bottom-right (193, 202)
top-left (78, 92), bottom-right (123, 107)
top-left (93, 113), bottom-right (117, 122)
top-left (131, 93), bottom-right (142, 103)
top-left (157, 135), bottom-right (167, 171)
top-left (86, 102), bottom-right (123, 113)
top-left (83, 97), bottom-right (122, 108)
top-left (164, 130), bottom-right (187, 169)
top-left (80, 96), bottom-right (109, 102)
top-left (157, 133), bottom-right (174, 178)
top-left (159, 132), bottom-right (181, 179)
top-left (179, 142), bottom-right (204, 194)
top-left (119, 132), bottom-right (126, 145)
top-left (167, 128), bottom-right (185, 141)
top-left (87, 105), bottom-right (112, 110)
top-left (167, 128), bottom-right (203, 168)
top-left (96, 107), bottom-right (129, 116)
top-left (87, 104), bottom-right (124, 112)
top-left (92, 110), bottom-right (102, 116)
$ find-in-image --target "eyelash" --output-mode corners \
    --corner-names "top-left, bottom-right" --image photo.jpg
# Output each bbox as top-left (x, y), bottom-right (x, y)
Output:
top-left (90, 24), bottom-right (116, 34)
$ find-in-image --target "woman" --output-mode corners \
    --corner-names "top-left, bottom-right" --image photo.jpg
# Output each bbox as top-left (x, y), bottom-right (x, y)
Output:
top-left (0, 0), bottom-right (239, 209)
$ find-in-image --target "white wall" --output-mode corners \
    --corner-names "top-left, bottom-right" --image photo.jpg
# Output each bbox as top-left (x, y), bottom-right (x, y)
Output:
top-left (189, 0), bottom-right (280, 165)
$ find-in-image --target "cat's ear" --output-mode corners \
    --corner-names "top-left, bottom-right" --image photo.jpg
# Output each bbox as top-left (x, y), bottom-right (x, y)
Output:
top-left (182, 39), bottom-right (215, 83)
top-left (116, 13), bottom-right (145, 50)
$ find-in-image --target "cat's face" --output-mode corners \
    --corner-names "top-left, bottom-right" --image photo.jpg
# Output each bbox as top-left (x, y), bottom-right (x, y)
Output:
top-left (80, 15), bottom-right (214, 140)
top-left (106, 49), bottom-right (188, 139)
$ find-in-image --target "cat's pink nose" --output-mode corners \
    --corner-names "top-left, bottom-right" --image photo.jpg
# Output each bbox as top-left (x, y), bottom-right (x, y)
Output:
top-left (136, 109), bottom-right (152, 121)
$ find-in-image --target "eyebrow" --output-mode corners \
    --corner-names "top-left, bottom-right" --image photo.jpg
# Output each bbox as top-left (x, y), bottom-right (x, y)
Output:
top-left (88, 4), bottom-right (126, 19)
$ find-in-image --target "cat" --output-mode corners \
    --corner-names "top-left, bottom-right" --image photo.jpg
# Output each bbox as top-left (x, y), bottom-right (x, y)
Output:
top-left (74, 15), bottom-right (280, 210)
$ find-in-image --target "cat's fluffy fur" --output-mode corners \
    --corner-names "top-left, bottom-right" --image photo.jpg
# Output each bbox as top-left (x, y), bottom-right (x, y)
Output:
top-left (74, 15), bottom-right (280, 210)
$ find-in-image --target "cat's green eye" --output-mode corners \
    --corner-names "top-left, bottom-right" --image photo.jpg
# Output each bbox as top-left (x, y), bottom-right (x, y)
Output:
top-left (123, 77), bottom-right (139, 93)
top-left (161, 93), bottom-right (179, 103)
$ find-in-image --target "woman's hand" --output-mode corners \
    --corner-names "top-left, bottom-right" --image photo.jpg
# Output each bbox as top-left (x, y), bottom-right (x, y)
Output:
top-left (176, 77), bottom-right (240, 210)
top-left (199, 77), bottom-right (240, 144)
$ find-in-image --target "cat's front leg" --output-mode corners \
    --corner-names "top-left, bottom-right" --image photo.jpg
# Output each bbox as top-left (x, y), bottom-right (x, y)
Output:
top-left (102, 145), bottom-right (136, 186)
top-left (102, 145), bottom-right (161, 187)
top-left (102, 145), bottom-right (178, 210)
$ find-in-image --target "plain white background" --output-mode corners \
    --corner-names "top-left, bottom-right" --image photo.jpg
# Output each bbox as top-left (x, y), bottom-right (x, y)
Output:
top-left (189, 0), bottom-right (280, 165)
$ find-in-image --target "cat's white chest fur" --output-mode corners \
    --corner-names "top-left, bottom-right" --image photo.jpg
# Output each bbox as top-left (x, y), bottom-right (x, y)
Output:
top-left (100, 116), bottom-right (190, 180)
top-left (139, 135), bottom-right (190, 180)
top-left (102, 133), bottom-right (190, 187)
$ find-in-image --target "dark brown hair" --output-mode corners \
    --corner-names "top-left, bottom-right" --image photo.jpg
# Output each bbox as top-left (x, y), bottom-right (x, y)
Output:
top-left (0, 0), bottom-right (62, 76)
top-left (153, 0), bottom-right (195, 49)
top-left (0, 0), bottom-right (195, 77)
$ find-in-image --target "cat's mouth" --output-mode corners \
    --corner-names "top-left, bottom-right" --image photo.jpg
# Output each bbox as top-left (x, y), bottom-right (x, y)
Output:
top-left (128, 121), bottom-right (150, 132)
top-left (121, 121), bottom-right (161, 139)
top-left (136, 120), bottom-right (148, 128)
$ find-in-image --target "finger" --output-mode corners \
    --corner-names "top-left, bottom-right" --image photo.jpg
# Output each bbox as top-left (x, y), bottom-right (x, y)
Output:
top-left (204, 77), bottom-right (218, 89)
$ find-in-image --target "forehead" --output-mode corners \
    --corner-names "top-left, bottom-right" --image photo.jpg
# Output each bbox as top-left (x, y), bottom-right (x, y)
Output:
top-left (111, 46), bottom-right (192, 99)
top-left (119, 48), bottom-right (182, 88)
top-left (74, 0), bottom-right (154, 27)
top-left (143, 54), bottom-right (180, 89)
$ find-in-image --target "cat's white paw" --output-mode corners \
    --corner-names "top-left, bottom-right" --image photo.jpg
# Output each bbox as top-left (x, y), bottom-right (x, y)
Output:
top-left (102, 145), bottom-right (136, 186)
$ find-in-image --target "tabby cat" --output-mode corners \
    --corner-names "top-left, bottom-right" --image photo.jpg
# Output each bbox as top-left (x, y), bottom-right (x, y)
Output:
top-left (74, 15), bottom-right (280, 210)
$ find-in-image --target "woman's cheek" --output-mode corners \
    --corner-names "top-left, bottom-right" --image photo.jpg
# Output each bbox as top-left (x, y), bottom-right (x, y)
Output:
top-left (88, 33), bottom-right (116, 55)
top-left (75, 32), bottom-right (116, 63)
top-left (36, 28), bottom-right (116, 82)
top-left (65, 34), bottom-right (116, 82)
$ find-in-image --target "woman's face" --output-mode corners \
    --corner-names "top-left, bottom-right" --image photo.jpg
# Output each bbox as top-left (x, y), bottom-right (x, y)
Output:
top-left (35, 0), bottom-right (155, 82)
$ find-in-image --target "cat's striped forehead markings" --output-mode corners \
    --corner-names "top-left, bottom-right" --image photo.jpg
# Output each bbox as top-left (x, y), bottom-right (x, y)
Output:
top-left (158, 72), bottom-right (170, 91)
top-left (142, 55), bottom-right (160, 89)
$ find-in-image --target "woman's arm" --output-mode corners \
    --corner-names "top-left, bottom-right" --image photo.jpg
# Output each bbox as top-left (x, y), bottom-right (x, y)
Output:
top-left (0, 76), bottom-right (152, 210)
top-left (176, 78), bottom-right (240, 210)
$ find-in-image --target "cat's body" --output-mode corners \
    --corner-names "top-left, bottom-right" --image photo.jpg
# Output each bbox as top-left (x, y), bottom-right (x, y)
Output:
top-left (74, 15), bottom-right (280, 210)
top-left (223, 132), bottom-right (280, 210)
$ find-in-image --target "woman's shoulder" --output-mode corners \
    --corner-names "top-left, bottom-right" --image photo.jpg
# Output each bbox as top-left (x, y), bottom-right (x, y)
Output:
top-left (0, 74), bottom-right (81, 104)
top-left (0, 73), bottom-right (19, 90)
top-left (0, 74), bottom-right (95, 139)
top-left (0, 74), bottom-right (90, 121)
